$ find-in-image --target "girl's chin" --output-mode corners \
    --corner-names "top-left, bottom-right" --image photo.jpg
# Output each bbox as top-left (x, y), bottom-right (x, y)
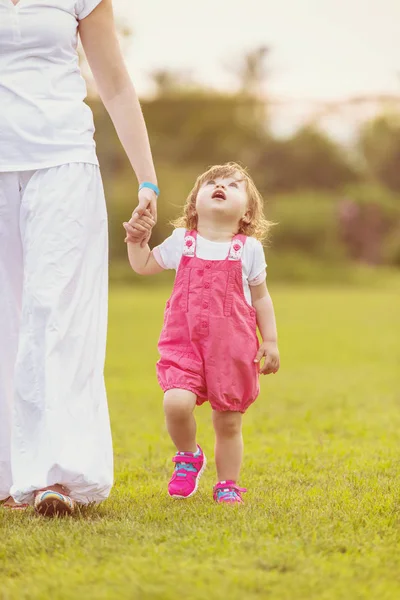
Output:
top-left (202, 205), bottom-right (236, 215)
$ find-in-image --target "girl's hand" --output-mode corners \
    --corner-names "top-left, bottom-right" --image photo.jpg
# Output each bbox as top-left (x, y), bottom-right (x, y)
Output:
top-left (123, 209), bottom-right (155, 246)
top-left (254, 341), bottom-right (280, 375)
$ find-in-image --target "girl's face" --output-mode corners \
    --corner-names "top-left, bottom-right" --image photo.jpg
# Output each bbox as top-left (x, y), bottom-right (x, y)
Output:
top-left (195, 173), bottom-right (249, 226)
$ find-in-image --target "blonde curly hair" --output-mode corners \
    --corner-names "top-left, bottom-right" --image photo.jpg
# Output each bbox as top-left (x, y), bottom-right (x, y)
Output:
top-left (172, 162), bottom-right (271, 242)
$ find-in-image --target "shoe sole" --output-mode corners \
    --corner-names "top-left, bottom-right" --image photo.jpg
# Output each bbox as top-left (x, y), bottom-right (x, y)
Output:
top-left (169, 453), bottom-right (207, 499)
top-left (35, 493), bottom-right (74, 517)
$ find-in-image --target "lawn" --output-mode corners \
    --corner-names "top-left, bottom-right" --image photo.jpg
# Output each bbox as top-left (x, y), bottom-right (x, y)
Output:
top-left (1, 280), bottom-right (399, 600)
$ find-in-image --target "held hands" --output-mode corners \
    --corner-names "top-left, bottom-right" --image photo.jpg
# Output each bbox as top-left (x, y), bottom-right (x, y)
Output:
top-left (123, 209), bottom-right (155, 247)
top-left (123, 186), bottom-right (158, 247)
top-left (254, 341), bottom-right (280, 375)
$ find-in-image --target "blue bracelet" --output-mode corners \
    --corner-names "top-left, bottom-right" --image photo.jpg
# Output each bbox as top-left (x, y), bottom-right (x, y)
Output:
top-left (139, 182), bottom-right (160, 197)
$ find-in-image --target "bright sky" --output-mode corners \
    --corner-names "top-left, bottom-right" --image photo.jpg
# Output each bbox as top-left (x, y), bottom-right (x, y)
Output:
top-left (116, 0), bottom-right (400, 101)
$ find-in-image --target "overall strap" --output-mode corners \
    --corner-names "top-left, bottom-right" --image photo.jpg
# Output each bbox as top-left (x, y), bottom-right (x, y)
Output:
top-left (183, 230), bottom-right (197, 258)
top-left (224, 235), bottom-right (247, 316)
top-left (180, 230), bottom-right (197, 312)
top-left (227, 234), bottom-right (247, 261)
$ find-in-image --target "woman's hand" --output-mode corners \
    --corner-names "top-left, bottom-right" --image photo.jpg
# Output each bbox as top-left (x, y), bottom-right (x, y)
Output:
top-left (128, 187), bottom-right (157, 246)
top-left (134, 186), bottom-right (158, 221)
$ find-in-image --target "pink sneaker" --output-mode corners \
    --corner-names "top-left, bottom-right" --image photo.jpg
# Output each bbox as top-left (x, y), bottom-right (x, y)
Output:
top-left (213, 481), bottom-right (247, 504)
top-left (168, 445), bottom-right (206, 498)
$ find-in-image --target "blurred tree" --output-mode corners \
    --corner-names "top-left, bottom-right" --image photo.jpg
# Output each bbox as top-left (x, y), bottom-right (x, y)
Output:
top-left (256, 126), bottom-right (359, 192)
top-left (338, 184), bottom-right (400, 265)
top-left (358, 114), bottom-right (400, 193)
top-left (151, 69), bottom-right (194, 97)
top-left (230, 45), bottom-right (270, 128)
top-left (141, 91), bottom-right (267, 168)
top-left (234, 46), bottom-right (270, 98)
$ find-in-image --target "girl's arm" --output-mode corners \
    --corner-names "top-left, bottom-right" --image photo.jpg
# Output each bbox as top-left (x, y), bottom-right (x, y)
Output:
top-left (127, 243), bottom-right (164, 276)
top-left (250, 282), bottom-right (280, 375)
top-left (79, 0), bottom-right (158, 219)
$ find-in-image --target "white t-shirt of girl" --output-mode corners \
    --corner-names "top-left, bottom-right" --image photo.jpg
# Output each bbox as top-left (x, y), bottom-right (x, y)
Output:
top-left (0, 0), bottom-right (102, 172)
top-left (153, 228), bottom-right (267, 306)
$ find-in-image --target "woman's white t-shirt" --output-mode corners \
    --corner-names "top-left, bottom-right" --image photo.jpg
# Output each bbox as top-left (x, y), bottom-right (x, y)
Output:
top-left (0, 0), bottom-right (102, 171)
top-left (153, 228), bottom-right (267, 306)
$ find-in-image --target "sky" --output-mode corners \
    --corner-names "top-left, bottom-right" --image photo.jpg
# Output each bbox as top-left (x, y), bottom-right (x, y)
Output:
top-left (113, 0), bottom-right (400, 138)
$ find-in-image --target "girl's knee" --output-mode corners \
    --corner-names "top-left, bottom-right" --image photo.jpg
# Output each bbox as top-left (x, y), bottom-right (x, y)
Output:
top-left (213, 411), bottom-right (242, 437)
top-left (163, 389), bottom-right (196, 419)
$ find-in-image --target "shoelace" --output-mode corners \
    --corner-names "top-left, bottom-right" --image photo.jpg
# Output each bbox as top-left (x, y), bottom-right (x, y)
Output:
top-left (174, 461), bottom-right (197, 478)
top-left (216, 489), bottom-right (241, 501)
top-left (214, 482), bottom-right (247, 502)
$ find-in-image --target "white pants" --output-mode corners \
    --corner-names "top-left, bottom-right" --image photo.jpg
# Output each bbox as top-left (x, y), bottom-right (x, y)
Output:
top-left (0, 163), bottom-right (113, 504)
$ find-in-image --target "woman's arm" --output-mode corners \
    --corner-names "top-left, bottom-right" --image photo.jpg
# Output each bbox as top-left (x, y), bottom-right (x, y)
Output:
top-left (79, 0), bottom-right (158, 219)
top-left (250, 282), bottom-right (280, 375)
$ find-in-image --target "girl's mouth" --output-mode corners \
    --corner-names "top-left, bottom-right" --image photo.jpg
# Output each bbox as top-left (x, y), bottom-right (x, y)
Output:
top-left (212, 189), bottom-right (226, 200)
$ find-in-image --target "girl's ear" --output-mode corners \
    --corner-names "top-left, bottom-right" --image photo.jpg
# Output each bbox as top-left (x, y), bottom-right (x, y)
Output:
top-left (241, 211), bottom-right (251, 224)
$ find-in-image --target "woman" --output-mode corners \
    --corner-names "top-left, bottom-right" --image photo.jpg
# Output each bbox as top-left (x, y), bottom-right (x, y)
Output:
top-left (0, 0), bottom-right (156, 515)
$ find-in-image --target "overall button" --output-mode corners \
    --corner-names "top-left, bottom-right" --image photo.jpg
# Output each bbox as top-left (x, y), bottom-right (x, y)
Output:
top-left (204, 282), bottom-right (210, 289)
top-left (203, 302), bottom-right (208, 309)
top-left (205, 264), bottom-right (211, 269)
top-left (201, 321), bottom-right (207, 327)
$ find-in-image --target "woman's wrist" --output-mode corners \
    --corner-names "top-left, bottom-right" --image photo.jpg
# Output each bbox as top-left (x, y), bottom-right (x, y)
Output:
top-left (139, 182), bottom-right (160, 197)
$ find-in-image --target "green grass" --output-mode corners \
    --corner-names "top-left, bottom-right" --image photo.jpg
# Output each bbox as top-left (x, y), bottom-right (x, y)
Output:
top-left (1, 280), bottom-right (400, 600)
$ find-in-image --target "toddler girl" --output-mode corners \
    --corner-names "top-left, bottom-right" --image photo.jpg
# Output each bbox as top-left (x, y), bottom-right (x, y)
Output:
top-left (123, 162), bottom-right (280, 503)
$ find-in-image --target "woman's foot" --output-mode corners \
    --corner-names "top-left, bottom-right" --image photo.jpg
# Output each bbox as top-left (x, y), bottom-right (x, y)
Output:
top-left (34, 485), bottom-right (75, 517)
top-left (213, 481), bottom-right (247, 504)
top-left (2, 496), bottom-right (29, 511)
top-left (168, 445), bottom-right (206, 498)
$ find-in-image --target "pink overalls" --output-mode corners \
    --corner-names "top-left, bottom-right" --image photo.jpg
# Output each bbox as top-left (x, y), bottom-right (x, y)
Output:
top-left (157, 230), bottom-right (260, 413)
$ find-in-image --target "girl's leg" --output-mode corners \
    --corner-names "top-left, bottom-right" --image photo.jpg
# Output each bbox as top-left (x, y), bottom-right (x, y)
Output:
top-left (212, 410), bottom-right (243, 483)
top-left (0, 174), bottom-right (23, 503)
top-left (164, 389), bottom-right (205, 499)
top-left (163, 389), bottom-right (197, 452)
top-left (10, 164), bottom-right (113, 506)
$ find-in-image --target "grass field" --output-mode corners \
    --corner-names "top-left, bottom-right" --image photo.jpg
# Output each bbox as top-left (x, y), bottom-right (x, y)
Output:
top-left (1, 280), bottom-right (399, 600)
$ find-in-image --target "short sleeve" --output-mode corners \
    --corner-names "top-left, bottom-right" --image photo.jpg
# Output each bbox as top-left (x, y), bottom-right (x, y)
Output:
top-left (248, 239), bottom-right (267, 286)
top-left (76, 0), bottom-right (103, 20)
top-left (153, 228), bottom-right (185, 271)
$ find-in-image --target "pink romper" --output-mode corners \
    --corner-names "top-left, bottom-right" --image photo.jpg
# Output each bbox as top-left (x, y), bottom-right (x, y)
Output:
top-left (156, 230), bottom-right (260, 413)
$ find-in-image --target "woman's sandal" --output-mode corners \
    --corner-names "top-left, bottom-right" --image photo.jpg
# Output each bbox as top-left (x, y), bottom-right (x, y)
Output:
top-left (1, 496), bottom-right (29, 511)
top-left (34, 488), bottom-right (75, 517)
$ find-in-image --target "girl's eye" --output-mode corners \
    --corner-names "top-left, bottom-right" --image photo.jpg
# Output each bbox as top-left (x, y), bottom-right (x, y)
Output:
top-left (206, 180), bottom-right (215, 185)
top-left (229, 182), bottom-right (238, 188)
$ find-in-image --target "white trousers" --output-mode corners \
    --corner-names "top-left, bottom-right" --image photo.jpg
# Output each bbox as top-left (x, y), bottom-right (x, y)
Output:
top-left (0, 163), bottom-right (113, 504)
